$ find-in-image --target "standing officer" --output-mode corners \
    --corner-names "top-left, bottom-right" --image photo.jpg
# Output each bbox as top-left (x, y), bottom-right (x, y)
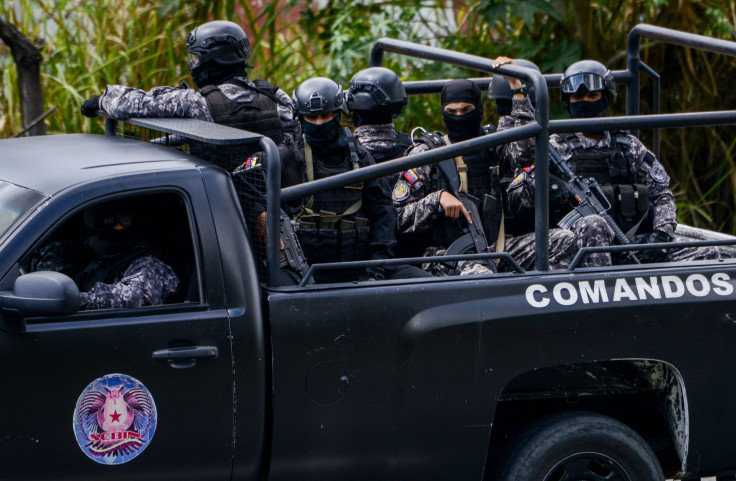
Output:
top-left (346, 67), bottom-right (412, 164)
top-left (393, 79), bottom-right (576, 273)
top-left (288, 77), bottom-right (425, 283)
top-left (495, 56), bottom-right (719, 266)
top-left (81, 20), bottom-right (299, 144)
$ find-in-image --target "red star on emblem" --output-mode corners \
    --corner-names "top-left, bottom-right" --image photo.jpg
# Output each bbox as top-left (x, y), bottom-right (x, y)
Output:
top-left (110, 410), bottom-right (121, 423)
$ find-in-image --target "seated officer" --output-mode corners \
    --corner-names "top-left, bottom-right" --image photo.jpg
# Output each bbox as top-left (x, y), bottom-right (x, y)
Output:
top-left (494, 56), bottom-right (719, 266)
top-left (287, 77), bottom-right (426, 283)
top-left (31, 202), bottom-right (179, 309)
top-left (394, 79), bottom-right (576, 274)
top-left (347, 67), bottom-right (412, 164)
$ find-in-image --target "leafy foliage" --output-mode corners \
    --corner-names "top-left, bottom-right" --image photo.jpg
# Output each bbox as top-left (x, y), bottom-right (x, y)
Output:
top-left (1, 0), bottom-right (736, 231)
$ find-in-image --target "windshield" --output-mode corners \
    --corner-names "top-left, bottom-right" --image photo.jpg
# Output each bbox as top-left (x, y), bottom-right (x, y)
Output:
top-left (0, 181), bottom-right (46, 241)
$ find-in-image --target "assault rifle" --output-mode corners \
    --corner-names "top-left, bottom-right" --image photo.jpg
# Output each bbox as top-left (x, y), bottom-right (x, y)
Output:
top-left (549, 147), bottom-right (640, 263)
top-left (279, 210), bottom-right (315, 284)
top-left (438, 159), bottom-right (497, 273)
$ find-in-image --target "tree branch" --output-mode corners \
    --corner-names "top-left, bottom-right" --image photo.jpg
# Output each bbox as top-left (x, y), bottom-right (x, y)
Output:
top-left (0, 16), bottom-right (46, 136)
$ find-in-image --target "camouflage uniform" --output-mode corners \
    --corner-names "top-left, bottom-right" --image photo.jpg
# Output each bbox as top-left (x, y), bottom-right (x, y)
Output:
top-left (80, 256), bottom-right (179, 310)
top-left (500, 96), bottom-right (719, 266)
top-left (394, 141), bottom-right (577, 273)
top-left (99, 76), bottom-right (300, 140)
top-left (354, 124), bottom-right (412, 162)
top-left (31, 241), bottom-right (179, 310)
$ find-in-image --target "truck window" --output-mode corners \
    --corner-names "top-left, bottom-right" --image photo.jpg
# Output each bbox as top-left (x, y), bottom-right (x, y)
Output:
top-left (26, 192), bottom-right (199, 309)
top-left (0, 181), bottom-right (46, 243)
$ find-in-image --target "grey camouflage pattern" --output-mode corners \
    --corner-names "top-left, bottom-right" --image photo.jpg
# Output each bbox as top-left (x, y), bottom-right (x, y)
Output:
top-left (502, 228), bottom-right (577, 271)
top-left (393, 142), bottom-right (443, 234)
top-left (501, 97), bottom-right (677, 236)
top-left (569, 215), bottom-right (720, 267)
top-left (355, 123), bottom-right (404, 153)
top-left (418, 227), bottom-right (576, 275)
top-left (570, 215), bottom-right (615, 267)
top-left (100, 76), bottom-right (300, 139)
top-left (80, 255), bottom-right (179, 310)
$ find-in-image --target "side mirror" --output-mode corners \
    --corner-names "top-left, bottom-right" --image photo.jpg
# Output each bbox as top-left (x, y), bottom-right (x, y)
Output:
top-left (0, 271), bottom-right (80, 331)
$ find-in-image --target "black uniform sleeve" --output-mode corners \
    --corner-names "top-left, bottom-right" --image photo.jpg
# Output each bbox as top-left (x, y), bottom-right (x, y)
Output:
top-left (359, 149), bottom-right (397, 260)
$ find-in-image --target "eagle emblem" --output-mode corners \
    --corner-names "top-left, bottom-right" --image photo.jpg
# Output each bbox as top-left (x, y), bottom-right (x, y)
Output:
top-left (73, 374), bottom-right (157, 465)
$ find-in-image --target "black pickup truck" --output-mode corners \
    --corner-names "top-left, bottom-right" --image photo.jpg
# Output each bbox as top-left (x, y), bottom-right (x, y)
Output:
top-left (3, 24), bottom-right (736, 481)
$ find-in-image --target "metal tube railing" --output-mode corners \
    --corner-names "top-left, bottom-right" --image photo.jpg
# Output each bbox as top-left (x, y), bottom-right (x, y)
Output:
top-left (369, 37), bottom-right (551, 270)
top-left (261, 137), bottom-right (282, 287)
top-left (627, 24), bottom-right (736, 118)
top-left (281, 123), bottom-right (541, 203)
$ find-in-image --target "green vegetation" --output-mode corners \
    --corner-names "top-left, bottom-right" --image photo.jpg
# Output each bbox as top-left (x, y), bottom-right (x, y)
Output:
top-left (1, 0), bottom-right (735, 231)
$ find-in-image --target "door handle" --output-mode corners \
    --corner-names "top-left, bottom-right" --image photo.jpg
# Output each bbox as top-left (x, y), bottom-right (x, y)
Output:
top-left (152, 345), bottom-right (218, 369)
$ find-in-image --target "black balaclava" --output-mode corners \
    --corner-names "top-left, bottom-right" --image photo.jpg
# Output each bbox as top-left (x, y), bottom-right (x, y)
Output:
top-left (301, 116), bottom-right (347, 166)
top-left (191, 62), bottom-right (245, 89)
top-left (567, 88), bottom-right (609, 119)
top-left (352, 109), bottom-right (397, 127)
top-left (441, 79), bottom-right (483, 143)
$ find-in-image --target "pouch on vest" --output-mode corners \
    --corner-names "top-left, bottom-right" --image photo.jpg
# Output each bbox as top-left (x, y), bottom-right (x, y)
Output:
top-left (338, 219), bottom-right (357, 262)
top-left (353, 217), bottom-right (370, 261)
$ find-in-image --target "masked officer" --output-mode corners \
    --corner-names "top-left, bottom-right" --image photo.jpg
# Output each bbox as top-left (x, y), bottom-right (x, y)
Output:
top-left (393, 79), bottom-right (576, 273)
top-left (494, 56), bottom-right (719, 266)
top-left (81, 20), bottom-right (299, 144)
top-left (287, 77), bottom-right (426, 283)
top-left (31, 202), bottom-right (179, 310)
top-left (346, 67), bottom-right (412, 164)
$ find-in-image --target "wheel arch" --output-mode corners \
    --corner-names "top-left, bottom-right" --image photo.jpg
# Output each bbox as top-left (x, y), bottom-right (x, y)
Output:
top-left (487, 359), bottom-right (688, 477)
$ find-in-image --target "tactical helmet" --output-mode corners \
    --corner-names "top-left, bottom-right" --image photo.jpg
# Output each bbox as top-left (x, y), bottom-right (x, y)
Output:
top-left (488, 59), bottom-right (541, 105)
top-left (292, 77), bottom-right (349, 117)
top-left (560, 60), bottom-right (616, 103)
top-left (347, 67), bottom-right (407, 111)
top-left (186, 21), bottom-right (251, 72)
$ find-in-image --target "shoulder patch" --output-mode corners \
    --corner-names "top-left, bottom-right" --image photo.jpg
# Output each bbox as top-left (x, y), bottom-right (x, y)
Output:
top-left (392, 179), bottom-right (411, 202)
top-left (402, 169), bottom-right (419, 184)
top-left (649, 163), bottom-right (668, 183)
top-left (509, 171), bottom-right (526, 188)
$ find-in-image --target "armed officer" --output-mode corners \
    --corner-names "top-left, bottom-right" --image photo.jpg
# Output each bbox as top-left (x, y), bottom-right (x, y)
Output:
top-left (81, 20), bottom-right (299, 145)
top-left (393, 79), bottom-right (576, 273)
top-left (346, 67), bottom-right (412, 164)
top-left (495, 56), bottom-right (719, 266)
top-left (287, 77), bottom-right (426, 283)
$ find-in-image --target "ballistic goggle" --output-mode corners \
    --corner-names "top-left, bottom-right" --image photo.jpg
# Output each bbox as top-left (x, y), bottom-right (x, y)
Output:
top-left (186, 35), bottom-right (248, 70)
top-left (560, 73), bottom-right (605, 95)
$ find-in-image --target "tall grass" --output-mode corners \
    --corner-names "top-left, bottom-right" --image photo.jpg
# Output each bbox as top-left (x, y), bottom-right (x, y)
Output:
top-left (1, 0), bottom-right (735, 232)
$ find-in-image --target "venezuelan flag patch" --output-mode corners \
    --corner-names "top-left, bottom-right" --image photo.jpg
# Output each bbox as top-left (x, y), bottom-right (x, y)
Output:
top-left (244, 155), bottom-right (259, 169)
top-left (402, 169), bottom-right (419, 184)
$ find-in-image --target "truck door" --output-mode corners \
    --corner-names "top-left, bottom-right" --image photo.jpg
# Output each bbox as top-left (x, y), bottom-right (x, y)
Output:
top-left (0, 186), bottom-right (238, 481)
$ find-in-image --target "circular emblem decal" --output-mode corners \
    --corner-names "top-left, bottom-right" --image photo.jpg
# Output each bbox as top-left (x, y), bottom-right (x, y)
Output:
top-left (73, 373), bottom-right (157, 465)
top-left (392, 179), bottom-right (411, 202)
top-left (649, 163), bottom-right (668, 183)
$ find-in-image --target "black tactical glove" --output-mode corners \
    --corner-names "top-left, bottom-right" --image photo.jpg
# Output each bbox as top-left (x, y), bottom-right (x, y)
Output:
top-left (358, 266), bottom-right (386, 282)
top-left (640, 229), bottom-right (672, 263)
top-left (548, 174), bottom-right (572, 205)
top-left (81, 95), bottom-right (101, 117)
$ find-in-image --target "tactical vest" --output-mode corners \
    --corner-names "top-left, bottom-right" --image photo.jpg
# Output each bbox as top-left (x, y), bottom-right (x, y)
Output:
top-left (413, 129), bottom-right (502, 250)
top-left (561, 132), bottom-right (651, 233)
top-left (201, 78), bottom-right (284, 144)
top-left (367, 131), bottom-right (413, 163)
top-left (296, 134), bottom-right (371, 264)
